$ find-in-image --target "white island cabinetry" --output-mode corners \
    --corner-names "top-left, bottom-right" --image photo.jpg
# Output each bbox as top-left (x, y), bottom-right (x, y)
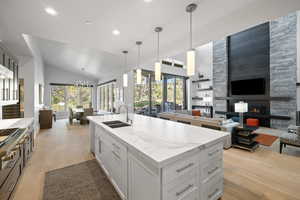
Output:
top-left (88, 114), bottom-right (228, 200)
top-left (95, 125), bottom-right (127, 199)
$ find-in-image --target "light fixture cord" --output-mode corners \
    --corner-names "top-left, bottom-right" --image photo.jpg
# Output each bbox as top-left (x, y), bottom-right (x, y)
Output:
top-left (190, 11), bottom-right (193, 50)
top-left (157, 32), bottom-right (160, 62)
top-left (138, 45), bottom-right (140, 67)
top-left (124, 53), bottom-right (127, 68)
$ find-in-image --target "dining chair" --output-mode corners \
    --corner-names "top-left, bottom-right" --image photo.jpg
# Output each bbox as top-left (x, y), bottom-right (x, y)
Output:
top-left (69, 107), bottom-right (76, 124)
top-left (81, 108), bottom-right (94, 124)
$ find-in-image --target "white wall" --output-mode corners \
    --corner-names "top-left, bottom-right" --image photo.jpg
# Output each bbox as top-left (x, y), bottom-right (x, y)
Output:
top-left (18, 56), bottom-right (35, 118)
top-left (44, 65), bottom-right (98, 112)
top-left (187, 43), bottom-right (214, 109)
top-left (18, 55), bottom-right (45, 134)
top-left (297, 11), bottom-right (300, 111)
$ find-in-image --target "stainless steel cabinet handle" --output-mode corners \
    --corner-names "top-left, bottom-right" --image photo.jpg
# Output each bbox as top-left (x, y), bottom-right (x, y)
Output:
top-left (208, 166), bottom-right (219, 175)
top-left (8, 182), bottom-right (15, 192)
top-left (98, 140), bottom-right (102, 154)
top-left (112, 143), bottom-right (120, 149)
top-left (176, 184), bottom-right (193, 197)
top-left (208, 149), bottom-right (220, 156)
top-left (176, 163), bottom-right (194, 173)
top-left (1, 150), bottom-right (17, 161)
top-left (208, 188), bottom-right (219, 199)
top-left (112, 151), bottom-right (121, 159)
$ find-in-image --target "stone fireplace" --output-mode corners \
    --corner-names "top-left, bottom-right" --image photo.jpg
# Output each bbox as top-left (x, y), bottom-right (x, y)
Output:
top-left (213, 12), bottom-right (297, 129)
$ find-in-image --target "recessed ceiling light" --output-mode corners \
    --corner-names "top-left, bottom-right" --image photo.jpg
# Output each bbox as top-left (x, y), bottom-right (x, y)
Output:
top-left (45, 7), bottom-right (58, 16)
top-left (144, 0), bottom-right (152, 2)
top-left (112, 29), bottom-right (120, 35)
top-left (85, 20), bottom-right (92, 25)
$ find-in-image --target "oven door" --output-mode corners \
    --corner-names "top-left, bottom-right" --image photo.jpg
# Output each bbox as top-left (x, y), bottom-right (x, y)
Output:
top-left (0, 146), bottom-right (21, 187)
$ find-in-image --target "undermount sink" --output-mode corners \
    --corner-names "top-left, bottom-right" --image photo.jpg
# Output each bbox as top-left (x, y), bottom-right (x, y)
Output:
top-left (102, 120), bottom-right (124, 125)
top-left (102, 120), bottom-right (131, 129)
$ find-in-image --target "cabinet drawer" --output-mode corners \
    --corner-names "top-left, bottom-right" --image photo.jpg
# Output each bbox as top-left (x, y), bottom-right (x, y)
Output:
top-left (96, 126), bottom-right (112, 144)
top-left (0, 158), bottom-right (22, 200)
top-left (200, 157), bottom-right (222, 183)
top-left (203, 143), bottom-right (223, 161)
top-left (163, 171), bottom-right (197, 200)
top-left (200, 172), bottom-right (223, 200)
top-left (163, 155), bottom-right (198, 184)
top-left (180, 189), bottom-right (198, 200)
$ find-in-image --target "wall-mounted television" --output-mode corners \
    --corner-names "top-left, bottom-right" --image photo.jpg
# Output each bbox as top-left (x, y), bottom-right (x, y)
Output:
top-left (231, 78), bottom-right (265, 95)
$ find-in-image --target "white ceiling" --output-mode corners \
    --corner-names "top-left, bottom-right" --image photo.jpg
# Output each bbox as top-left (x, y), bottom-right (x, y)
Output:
top-left (24, 35), bottom-right (123, 79)
top-left (0, 0), bottom-right (300, 80)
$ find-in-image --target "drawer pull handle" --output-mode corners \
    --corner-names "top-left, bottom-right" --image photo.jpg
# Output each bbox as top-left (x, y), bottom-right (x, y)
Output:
top-left (208, 166), bottom-right (219, 175)
top-left (98, 140), bottom-right (102, 154)
top-left (176, 184), bottom-right (193, 197)
top-left (208, 149), bottom-right (220, 156)
top-left (2, 150), bottom-right (17, 161)
top-left (112, 143), bottom-right (120, 149)
top-left (208, 188), bottom-right (219, 199)
top-left (112, 151), bottom-right (121, 159)
top-left (176, 163), bottom-right (194, 173)
top-left (9, 183), bottom-right (15, 193)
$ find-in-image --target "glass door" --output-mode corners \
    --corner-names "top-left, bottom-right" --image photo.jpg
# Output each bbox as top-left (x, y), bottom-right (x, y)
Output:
top-left (134, 72), bottom-right (150, 115)
top-left (165, 76), bottom-right (176, 112)
top-left (151, 75), bottom-right (163, 115)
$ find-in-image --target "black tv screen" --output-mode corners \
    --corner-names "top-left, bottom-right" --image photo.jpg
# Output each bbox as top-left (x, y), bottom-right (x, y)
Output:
top-left (231, 78), bottom-right (265, 95)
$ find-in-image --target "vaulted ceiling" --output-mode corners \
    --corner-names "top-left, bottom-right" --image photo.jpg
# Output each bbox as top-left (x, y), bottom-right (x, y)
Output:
top-left (0, 0), bottom-right (300, 79)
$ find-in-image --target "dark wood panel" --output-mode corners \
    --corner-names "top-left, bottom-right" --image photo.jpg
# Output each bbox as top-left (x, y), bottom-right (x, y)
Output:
top-left (215, 111), bottom-right (291, 120)
top-left (2, 104), bottom-right (21, 119)
top-left (228, 22), bottom-right (270, 86)
top-left (215, 96), bottom-right (292, 101)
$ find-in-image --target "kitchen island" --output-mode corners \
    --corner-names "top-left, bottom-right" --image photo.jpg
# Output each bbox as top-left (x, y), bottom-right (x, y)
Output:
top-left (88, 114), bottom-right (229, 200)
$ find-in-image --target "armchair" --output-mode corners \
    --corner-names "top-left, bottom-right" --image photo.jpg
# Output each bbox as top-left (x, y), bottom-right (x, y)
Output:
top-left (280, 125), bottom-right (300, 153)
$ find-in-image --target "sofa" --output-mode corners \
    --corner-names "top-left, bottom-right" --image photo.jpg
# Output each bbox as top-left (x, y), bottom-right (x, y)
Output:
top-left (158, 111), bottom-right (239, 149)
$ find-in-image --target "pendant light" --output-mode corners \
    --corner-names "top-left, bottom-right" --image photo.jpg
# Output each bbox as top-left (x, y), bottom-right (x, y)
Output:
top-left (154, 27), bottom-right (163, 81)
top-left (136, 41), bottom-right (142, 84)
top-left (186, 3), bottom-right (197, 76)
top-left (122, 50), bottom-right (128, 87)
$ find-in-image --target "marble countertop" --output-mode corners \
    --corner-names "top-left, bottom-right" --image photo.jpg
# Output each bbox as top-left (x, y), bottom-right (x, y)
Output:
top-left (0, 118), bottom-right (34, 130)
top-left (88, 114), bottom-right (229, 167)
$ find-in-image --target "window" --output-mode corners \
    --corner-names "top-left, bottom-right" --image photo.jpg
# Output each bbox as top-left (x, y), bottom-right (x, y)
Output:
top-left (97, 81), bottom-right (116, 112)
top-left (151, 76), bottom-right (163, 114)
top-left (134, 70), bottom-right (187, 116)
top-left (51, 86), bottom-right (66, 112)
top-left (51, 85), bottom-right (93, 112)
top-left (134, 72), bottom-right (150, 114)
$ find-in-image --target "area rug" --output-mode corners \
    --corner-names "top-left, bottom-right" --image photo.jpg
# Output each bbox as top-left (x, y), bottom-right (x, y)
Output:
top-left (255, 134), bottom-right (278, 146)
top-left (43, 160), bottom-right (121, 200)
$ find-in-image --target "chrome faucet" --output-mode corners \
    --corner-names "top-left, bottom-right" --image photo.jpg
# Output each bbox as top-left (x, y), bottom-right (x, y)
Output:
top-left (118, 104), bottom-right (132, 124)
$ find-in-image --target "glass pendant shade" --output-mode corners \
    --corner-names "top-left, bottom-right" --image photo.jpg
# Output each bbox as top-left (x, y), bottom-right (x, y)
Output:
top-left (136, 69), bottom-right (142, 84)
top-left (155, 62), bottom-right (161, 81)
top-left (123, 73), bottom-right (128, 87)
top-left (187, 50), bottom-right (196, 76)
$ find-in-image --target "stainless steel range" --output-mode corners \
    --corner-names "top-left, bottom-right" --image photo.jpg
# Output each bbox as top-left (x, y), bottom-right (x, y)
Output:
top-left (0, 128), bottom-right (24, 148)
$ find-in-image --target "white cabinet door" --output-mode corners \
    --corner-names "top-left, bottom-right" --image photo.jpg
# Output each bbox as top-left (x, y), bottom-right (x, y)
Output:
top-left (128, 153), bottom-right (160, 200)
top-left (101, 140), bottom-right (113, 176)
top-left (109, 138), bottom-right (127, 199)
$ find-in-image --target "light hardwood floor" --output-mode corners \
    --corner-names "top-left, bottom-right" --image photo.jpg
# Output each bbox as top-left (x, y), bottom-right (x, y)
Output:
top-left (12, 120), bottom-right (300, 200)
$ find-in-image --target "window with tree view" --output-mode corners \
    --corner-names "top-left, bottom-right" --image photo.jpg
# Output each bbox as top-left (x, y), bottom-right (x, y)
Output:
top-left (134, 70), bottom-right (186, 117)
top-left (51, 85), bottom-right (92, 112)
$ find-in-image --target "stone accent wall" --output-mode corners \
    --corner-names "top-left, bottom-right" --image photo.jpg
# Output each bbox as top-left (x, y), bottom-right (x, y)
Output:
top-left (213, 39), bottom-right (228, 116)
top-left (270, 13), bottom-right (298, 129)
